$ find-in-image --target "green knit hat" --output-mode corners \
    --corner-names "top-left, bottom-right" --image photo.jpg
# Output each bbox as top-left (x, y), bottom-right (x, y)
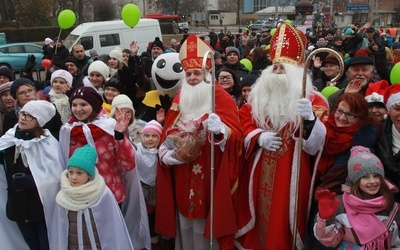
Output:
top-left (67, 144), bottom-right (97, 176)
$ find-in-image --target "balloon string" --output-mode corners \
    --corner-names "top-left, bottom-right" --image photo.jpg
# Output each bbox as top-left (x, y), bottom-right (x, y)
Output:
top-left (55, 28), bottom-right (62, 55)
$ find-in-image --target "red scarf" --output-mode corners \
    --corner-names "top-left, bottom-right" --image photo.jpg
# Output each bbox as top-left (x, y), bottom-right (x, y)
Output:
top-left (317, 115), bottom-right (362, 176)
top-left (70, 124), bottom-right (107, 145)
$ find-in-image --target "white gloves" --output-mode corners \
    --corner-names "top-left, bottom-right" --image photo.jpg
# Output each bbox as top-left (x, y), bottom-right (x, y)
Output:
top-left (257, 132), bottom-right (283, 151)
top-left (297, 98), bottom-right (315, 121)
top-left (208, 113), bottom-right (226, 135)
top-left (161, 150), bottom-right (185, 166)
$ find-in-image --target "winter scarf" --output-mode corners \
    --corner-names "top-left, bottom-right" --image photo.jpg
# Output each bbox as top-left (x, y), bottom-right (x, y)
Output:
top-left (317, 115), bottom-right (362, 176)
top-left (49, 89), bottom-right (70, 124)
top-left (56, 168), bottom-right (106, 211)
top-left (342, 192), bottom-right (388, 249)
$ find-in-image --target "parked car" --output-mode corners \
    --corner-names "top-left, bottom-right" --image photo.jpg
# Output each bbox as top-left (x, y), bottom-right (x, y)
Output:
top-left (0, 43), bottom-right (44, 71)
top-left (249, 21), bottom-right (268, 30)
top-left (178, 22), bottom-right (189, 33)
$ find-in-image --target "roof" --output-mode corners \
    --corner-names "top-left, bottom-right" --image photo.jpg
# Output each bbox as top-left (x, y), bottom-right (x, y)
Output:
top-left (255, 5), bottom-right (296, 14)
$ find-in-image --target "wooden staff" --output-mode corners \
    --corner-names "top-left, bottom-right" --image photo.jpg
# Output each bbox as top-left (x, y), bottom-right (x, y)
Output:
top-left (292, 48), bottom-right (344, 250)
top-left (202, 50), bottom-right (216, 249)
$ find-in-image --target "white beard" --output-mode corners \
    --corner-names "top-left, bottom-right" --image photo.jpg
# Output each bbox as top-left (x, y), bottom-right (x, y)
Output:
top-left (179, 76), bottom-right (212, 119)
top-left (249, 63), bottom-right (313, 132)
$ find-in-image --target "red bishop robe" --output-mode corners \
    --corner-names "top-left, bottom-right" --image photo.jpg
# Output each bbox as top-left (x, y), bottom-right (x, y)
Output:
top-left (155, 84), bottom-right (243, 248)
top-left (235, 93), bottom-right (328, 249)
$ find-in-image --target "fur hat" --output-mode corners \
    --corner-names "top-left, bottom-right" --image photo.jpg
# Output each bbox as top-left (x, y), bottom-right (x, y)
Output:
top-left (109, 47), bottom-right (123, 62)
top-left (67, 144), bottom-right (97, 177)
top-left (51, 69), bottom-right (73, 87)
top-left (151, 37), bottom-right (164, 51)
top-left (20, 100), bottom-right (56, 127)
top-left (10, 78), bottom-right (35, 99)
top-left (88, 61), bottom-right (109, 80)
top-left (70, 86), bottom-right (103, 115)
top-left (143, 120), bottom-right (162, 138)
top-left (347, 146), bottom-right (384, 185)
top-left (44, 38), bottom-right (53, 45)
top-left (0, 67), bottom-right (14, 81)
top-left (110, 94), bottom-right (134, 118)
top-left (105, 77), bottom-right (126, 94)
top-left (226, 46), bottom-right (240, 57)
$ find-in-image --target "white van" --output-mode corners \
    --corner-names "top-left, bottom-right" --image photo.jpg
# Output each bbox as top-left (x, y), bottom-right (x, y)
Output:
top-left (62, 19), bottom-right (162, 56)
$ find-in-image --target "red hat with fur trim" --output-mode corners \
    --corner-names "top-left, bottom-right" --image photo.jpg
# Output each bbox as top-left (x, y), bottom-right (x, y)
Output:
top-left (179, 34), bottom-right (214, 71)
top-left (385, 84), bottom-right (400, 110)
top-left (270, 23), bottom-right (307, 66)
top-left (365, 80), bottom-right (389, 104)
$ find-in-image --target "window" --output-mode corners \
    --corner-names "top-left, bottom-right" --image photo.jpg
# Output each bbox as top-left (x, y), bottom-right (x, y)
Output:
top-left (25, 45), bottom-right (42, 53)
top-left (99, 34), bottom-right (120, 47)
top-left (79, 36), bottom-right (94, 50)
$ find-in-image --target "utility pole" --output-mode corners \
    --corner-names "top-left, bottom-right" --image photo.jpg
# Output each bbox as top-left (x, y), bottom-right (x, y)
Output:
top-left (368, 0), bottom-right (375, 23)
top-left (329, 0), bottom-right (334, 27)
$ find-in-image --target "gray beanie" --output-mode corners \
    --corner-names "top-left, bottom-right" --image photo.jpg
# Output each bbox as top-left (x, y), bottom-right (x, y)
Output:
top-left (226, 46), bottom-right (240, 57)
top-left (347, 146), bottom-right (384, 185)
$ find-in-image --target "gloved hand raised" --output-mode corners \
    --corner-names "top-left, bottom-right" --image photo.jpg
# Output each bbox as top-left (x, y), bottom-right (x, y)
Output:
top-left (207, 113), bottom-right (225, 135)
top-left (12, 173), bottom-right (35, 190)
top-left (297, 98), bottom-right (315, 121)
top-left (257, 132), bottom-right (283, 151)
top-left (373, 32), bottom-right (386, 52)
top-left (23, 54), bottom-right (37, 74)
top-left (315, 189), bottom-right (340, 219)
top-left (161, 150), bottom-right (185, 166)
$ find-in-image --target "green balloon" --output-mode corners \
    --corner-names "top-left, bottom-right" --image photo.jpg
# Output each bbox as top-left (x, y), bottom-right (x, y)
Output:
top-left (270, 28), bottom-right (277, 36)
top-left (240, 58), bottom-right (252, 71)
top-left (321, 86), bottom-right (339, 99)
top-left (284, 19), bottom-right (292, 25)
top-left (121, 4), bottom-right (141, 28)
top-left (58, 9), bottom-right (76, 29)
top-left (390, 62), bottom-right (400, 84)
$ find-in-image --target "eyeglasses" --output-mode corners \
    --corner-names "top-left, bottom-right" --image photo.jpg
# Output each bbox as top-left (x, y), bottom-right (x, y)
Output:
top-left (17, 89), bottom-right (35, 96)
top-left (19, 112), bottom-right (35, 121)
top-left (218, 75), bottom-right (233, 81)
top-left (335, 108), bottom-right (360, 119)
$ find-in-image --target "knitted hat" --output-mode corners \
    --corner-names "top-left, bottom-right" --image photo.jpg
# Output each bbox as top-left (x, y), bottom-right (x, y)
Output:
top-left (67, 144), bottom-right (97, 177)
top-left (241, 74), bottom-right (259, 88)
top-left (64, 56), bottom-right (78, 67)
top-left (70, 86), bottom-right (103, 115)
top-left (0, 67), bottom-right (14, 81)
top-left (50, 69), bottom-right (73, 87)
top-left (110, 94), bottom-right (134, 118)
top-left (89, 49), bottom-right (98, 58)
top-left (105, 77), bottom-right (125, 94)
top-left (10, 78), bottom-right (36, 99)
top-left (365, 80), bottom-right (389, 104)
top-left (0, 81), bottom-right (12, 95)
top-left (109, 47), bottom-right (123, 62)
top-left (385, 84), bottom-right (400, 110)
top-left (44, 38), bottom-right (53, 45)
top-left (151, 37), bottom-right (164, 51)
top-left (347, 146), bottom-right (384, 185)
top-left (143, 120), bottom-right (162, 138)
top-left (214, 51), bottom-right (221, 60)
top-left (88, 61), bottom-right (109, 80)
top-left (20, 100), bottom-right (56, 127)
top-left (392, 42), bottom-right (400, 50)
top-left (344, 28), bottom-right (354, 35)
top-left (226, 46), bottom-right (240, 57)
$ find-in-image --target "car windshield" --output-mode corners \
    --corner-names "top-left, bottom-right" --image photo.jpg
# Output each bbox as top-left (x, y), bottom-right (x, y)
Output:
top-left (63, 34), bottom-right (79, 50)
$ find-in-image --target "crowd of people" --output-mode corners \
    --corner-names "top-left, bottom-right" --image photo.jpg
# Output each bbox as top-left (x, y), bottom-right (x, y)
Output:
top-left (0, 20), bottom-right (399, 250)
